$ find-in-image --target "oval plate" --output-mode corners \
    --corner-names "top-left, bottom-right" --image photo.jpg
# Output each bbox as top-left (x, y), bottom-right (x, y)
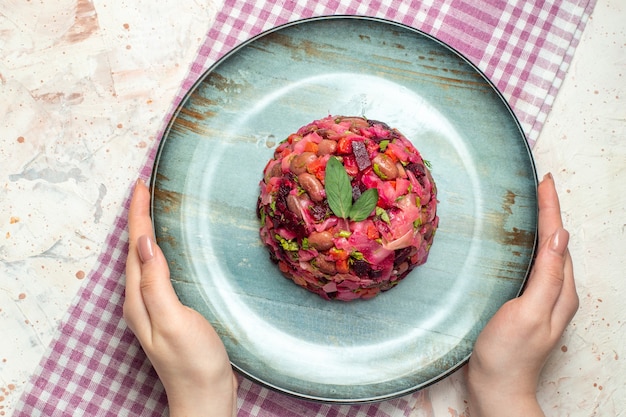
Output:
top-left (151, 16), bottom-right (537, 403)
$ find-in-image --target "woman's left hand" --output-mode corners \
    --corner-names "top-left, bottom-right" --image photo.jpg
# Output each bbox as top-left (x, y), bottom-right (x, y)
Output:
top-left (123, 179), bottom-right (237, 417)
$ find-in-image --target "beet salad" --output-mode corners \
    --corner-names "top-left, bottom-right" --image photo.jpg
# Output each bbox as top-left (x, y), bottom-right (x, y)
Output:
top-left (257, 115), bottom-right (439, 301)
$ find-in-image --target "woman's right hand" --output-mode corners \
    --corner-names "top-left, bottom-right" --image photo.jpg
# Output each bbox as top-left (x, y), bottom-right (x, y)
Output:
top-left (467, 173), bottom-right (578, 417)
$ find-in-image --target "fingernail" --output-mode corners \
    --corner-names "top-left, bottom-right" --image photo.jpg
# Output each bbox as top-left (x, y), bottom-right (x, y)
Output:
top-left (550, 227), bottom-right (569, 255)
top-left (136, 178), bottom-right (148, 189)
top-left (137, 235), bottom-right (154, 263)
top-left (543, 172), bottom-right (553, 182)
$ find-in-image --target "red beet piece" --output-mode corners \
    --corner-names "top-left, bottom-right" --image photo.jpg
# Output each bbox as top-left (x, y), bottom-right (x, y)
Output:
top-left (352, 140), bottom-right (371, 171)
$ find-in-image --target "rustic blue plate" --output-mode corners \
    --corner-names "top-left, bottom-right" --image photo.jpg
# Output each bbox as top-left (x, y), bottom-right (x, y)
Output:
top-left (151, 16), bottom-right (537, 403)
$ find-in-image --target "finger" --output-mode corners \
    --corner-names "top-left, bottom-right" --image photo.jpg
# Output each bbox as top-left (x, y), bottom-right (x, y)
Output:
top-left (537, 173), bottom-right (563, 246)
top-left (521, 227), bottom-right (570, 314)
top-left (124, 179), bottom-right (153, 338)
top-left (552, 249), bottom-right (579, 331)
top-left (128, 179), bottom-right (155, 244)
top-left (135, 233), bottom-right (184, 328)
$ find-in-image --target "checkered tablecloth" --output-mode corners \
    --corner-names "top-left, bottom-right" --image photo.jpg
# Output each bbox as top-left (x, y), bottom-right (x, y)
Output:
top-left (15, 0), bottom-right (596, 416)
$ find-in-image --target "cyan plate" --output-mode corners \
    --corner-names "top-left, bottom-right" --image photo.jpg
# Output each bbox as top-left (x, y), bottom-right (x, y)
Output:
top-left (151, 16), bottom-right (537, 403)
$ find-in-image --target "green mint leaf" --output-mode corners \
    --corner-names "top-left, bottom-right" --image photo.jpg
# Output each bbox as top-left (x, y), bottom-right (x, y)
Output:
top-left (324, 157), bottom-right (353, 219)
top-left (349, 188), bottom-right (379, 221)
top-left (423, 159), bottom-right (432, 169)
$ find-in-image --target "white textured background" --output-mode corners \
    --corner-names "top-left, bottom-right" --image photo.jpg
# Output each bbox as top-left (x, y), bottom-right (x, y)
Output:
top-left (1, 0), bottom-right (624, 415)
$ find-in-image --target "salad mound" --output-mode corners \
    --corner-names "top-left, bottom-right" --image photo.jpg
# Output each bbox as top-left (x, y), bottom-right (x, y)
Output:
top-left (257, 115), bottom-right (438, 301)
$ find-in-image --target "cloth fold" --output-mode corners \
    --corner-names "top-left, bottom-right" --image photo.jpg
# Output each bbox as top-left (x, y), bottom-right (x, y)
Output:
top-left (15, 0), bottom-right (595, 416)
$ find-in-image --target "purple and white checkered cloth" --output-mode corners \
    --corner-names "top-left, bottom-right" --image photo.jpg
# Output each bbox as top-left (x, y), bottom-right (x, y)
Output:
top-left (15, 0), bottom-right (595, 416)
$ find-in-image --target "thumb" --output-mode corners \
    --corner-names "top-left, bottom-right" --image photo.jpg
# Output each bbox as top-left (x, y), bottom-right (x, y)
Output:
top-left (521, 227), bottom-right (569, 314)
top-left (137, 234), bottom-right (184, 320)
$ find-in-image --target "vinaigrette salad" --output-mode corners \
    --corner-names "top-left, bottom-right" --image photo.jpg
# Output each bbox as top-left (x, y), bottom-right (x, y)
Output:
top-left (257, 116), bottom-right (438, 301)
